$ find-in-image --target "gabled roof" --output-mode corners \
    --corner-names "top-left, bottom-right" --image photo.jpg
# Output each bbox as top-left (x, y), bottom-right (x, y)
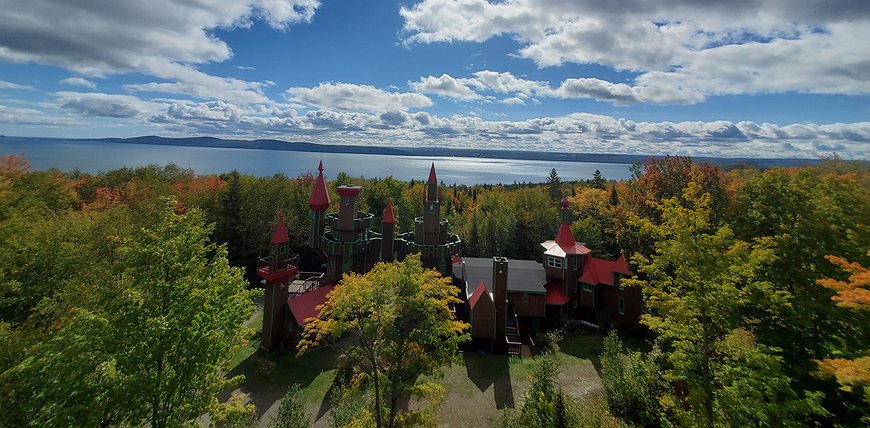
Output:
top-left (428, 163), bottom-right (437, 184)
top-left (270, 211), bottom-right (289, 244)
top-left (383, 199), bottom-right (395, 224)
top-left (308, 161), bottom-right (331, 211)
top-left (545, 283), bottom-right (570, 306)
top-left (456, 258), bottom-right (547, 294)
top-left (469, 280), bottom-right (493, 309)
top-left (540, 240), bottom-right (591, 257)
top-left (579, 256), bottom-right (633, 286)
top-left (287, 284), bottom-right (335, 326)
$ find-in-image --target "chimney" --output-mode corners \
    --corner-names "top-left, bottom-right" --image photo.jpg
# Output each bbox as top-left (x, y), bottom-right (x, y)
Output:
top-left (493, 256), bottom-right (508, 349)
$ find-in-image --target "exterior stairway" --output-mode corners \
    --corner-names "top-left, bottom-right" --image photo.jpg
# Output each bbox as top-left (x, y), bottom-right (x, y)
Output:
top-left (505, 304), bottom-right (522, 356)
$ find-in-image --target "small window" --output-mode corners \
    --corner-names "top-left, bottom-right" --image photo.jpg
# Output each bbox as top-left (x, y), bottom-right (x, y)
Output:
top-left (547, 256), bottom-right (563, 269)
top-left (573, 300), bottom-right (577, 309)
top-left (429, 204), bottom-right (435, 214)
top-left (343, 197), bottom-right (351, 206)
top-left (573, 283), bottom-right (577, 293)
top-left (523, 293), bottom-right (528, 303)
top-left (619, 297), bottom-right (625, 315)
top-left (279, 246), bottom-right (287, 254)
top-left (573, 257), bottom-right (578, 271)
top-left (271, 246), bottom-right (277, 255)
top-left (583, 284), bottom-right (594, 293)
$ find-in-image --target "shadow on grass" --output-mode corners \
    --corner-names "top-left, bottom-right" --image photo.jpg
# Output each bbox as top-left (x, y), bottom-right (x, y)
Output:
top-left (463, 352), bottom-right (515, 409)
top-left (223, 346), bottom-right (338, 420)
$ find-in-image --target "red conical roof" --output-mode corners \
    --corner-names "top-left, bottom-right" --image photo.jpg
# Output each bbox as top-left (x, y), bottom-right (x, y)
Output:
top-left (428, 163), bottom-right (437, 184)
top-left (383, 199), bottom-right (395, 224)
top-left (555, 223), bottom-right (576, 248)
top-left (308, 162), bottom-right (331, 211)
top-left (271, 211), bottom-right (289, 244)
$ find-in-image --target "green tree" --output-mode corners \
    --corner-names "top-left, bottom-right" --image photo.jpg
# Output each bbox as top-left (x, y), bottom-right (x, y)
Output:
top-left (268, 384), bottom-right (311, 428)
top-left (624, 172), bottom-right (822, 427)
top-left (600, 331), bottom-right (664, 426)
top-left (591, 169), bottom-right (606, 189)
top-left (5, 200), bottom-right (256, 428)
top-left (547, 168), bottom-right (563, 201)
top-left (299, 254), bottom-right (469, 427)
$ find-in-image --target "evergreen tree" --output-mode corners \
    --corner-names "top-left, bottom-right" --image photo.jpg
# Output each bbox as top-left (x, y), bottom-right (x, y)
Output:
top-left (547, 168), bottom-right (562, 201)
top-left (591, 169), bottom-right (606, 189)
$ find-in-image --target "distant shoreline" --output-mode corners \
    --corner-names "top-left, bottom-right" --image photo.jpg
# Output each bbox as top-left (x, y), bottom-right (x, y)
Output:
top-left (0, 135), bottom-right (826, 169)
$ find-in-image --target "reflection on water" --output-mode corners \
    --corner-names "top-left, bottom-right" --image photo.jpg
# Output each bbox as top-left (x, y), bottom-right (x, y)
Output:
top-left (0, 140), bottom-right (633, 185)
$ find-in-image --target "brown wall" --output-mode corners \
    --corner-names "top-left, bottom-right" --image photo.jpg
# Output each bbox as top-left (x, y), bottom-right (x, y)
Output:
top-left (595, 281), bottom-right (643, 328)
top-left (507, 292), bottom-right (546, 317)
top-left (470, 299), bottom-right (496, 339)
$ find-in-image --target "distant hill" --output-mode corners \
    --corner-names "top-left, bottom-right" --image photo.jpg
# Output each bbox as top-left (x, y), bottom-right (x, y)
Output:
top-left (1, 135), bottom-right (826, 169)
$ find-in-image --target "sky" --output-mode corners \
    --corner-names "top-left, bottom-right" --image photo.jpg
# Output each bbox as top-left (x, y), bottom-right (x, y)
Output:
top-left (0, 0), bottom-right (868, 159)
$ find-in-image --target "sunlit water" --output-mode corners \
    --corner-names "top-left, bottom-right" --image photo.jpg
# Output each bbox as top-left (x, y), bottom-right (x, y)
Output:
top-left (1, 139), bottom-right (633, 185)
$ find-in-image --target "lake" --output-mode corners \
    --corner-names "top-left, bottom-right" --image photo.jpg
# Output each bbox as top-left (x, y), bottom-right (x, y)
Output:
top-left (0, 139), bottom-right (634, 185)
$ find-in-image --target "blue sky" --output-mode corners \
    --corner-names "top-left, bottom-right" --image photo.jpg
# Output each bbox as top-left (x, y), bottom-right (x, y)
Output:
top-left (0, 0), bottom-right (868, 159)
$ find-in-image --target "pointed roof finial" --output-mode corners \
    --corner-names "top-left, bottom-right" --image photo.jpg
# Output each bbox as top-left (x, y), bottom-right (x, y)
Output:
top-left (271, 210), bottom-right (289, 244)
top-left (561, 196), bottom-right (569, 208)
top-left (428, 163), bottom-right (437, 184)
top-left (383, 199), bottom-right (395, 224)
top-left (309, 161), bottom-right (331, 211)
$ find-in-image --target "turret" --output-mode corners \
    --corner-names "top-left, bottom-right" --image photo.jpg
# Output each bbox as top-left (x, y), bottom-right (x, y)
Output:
top-left (308, 161), bottom-right (330, 248)
top-left (269, 210), bottom-right (290, 271)
top-left (381, 199), bottom-right (395, 262)
top-left (258, 211), bottom-right (299, 352)
top-left (422, 163), bottom-right (441, 244)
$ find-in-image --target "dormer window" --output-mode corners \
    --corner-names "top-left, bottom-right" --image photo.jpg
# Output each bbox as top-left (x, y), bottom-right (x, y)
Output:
top-left (547, 256), bottom-right (564, 269)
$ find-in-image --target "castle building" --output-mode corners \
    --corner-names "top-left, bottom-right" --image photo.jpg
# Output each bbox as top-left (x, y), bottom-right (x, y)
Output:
top-left (257, 163), bottom-right (638, 353)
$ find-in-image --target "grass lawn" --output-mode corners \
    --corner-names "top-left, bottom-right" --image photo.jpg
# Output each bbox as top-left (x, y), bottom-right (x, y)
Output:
top-left (226, 303), bottom-right (643, 427)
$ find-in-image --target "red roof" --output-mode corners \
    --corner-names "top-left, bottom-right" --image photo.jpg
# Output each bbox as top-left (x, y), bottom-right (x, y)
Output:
top-left (270, 211), bottom-right (289, 244)
top-left (308, 162), bottom-right (331, 211)
top-left (469, 280), bottom-right (492, 309)
top-left (336, 185), bottom-right (361, 197)
top-left (545, 283), bottom-right (570, 306)
top-left (287, 284), bottom-right (335, 326)
top-left (428, 163), bottom-right (437, 184)
top-left (579, 256), bottom-right (633, 286)
top-left (555, 223), bottom-right (576, 248)
top-left (383, 199), bottom-right (395, 223)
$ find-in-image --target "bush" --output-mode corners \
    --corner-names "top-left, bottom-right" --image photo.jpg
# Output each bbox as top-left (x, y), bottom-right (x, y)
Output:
top-left (600, 331), bottom-right (664, 427)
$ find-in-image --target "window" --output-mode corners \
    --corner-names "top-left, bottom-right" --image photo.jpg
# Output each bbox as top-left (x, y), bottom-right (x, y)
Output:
top-left (429, 204), bottom-right (435, 214)
top-left (279, 246), bottom-right (287, 254)
top-left (271, 246), bottom-right (277, 255)
top-left (619, 297), bottom-right (625, 315)
top-left (583, 284), bottom-right (594, 293)
top-left (573, 300), bottom-right (577, 309)
top-left (547, 256), bottom-right (564, 269)
top-left (343, 197), bottom-right (352, 206)
top-left (523, 293), bottom-right (529, 304)
top-left (573, 283), bottom-right (577, 293)
top-left (573, 257), bottom-right (578, 271)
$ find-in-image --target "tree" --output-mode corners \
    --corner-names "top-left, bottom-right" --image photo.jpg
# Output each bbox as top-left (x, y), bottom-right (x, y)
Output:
top-left (299, 254), bottom-right (469, 427)
top-left (600, 331), bottom-right (664, 427)
top-left (268, 384), bottom-right (311, 428)
top-left (547, 168), bottom-right (563, 201)
top-left (591, 169), bottom-right (606, 189)
top-left (815, 251), bottom-right (870, 413)
top-left (624, 172), bottom-right (821, 427)
top-left (4, 200), bottom-right (256, 428)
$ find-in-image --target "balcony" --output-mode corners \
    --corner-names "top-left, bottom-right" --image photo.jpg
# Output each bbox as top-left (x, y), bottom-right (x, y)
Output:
top-left (257, 255), bottom-right (299, 282)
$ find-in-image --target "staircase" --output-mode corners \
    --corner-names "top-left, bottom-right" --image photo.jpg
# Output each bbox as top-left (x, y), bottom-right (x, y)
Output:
top-left (505, 304), bottom-right (522, 356)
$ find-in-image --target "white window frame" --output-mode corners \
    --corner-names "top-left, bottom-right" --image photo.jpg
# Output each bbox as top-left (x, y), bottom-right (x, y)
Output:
top-left (583, 284), bottom-right (594, 293)
top-left (547, 256), bottom-right (564, 269)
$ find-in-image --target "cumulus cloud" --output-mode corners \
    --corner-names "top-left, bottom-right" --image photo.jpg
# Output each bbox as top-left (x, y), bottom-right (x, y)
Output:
top-left (411, 74), bottom-right (481, 100)
top-left (0, 80), bottom-right (35, 90)
top-left (287, 82), bottom-right (432, 113)
top-left (0, 0), bottom-right (320, 104)
top-left (55, 92), bottom-right (165, 119)
top-left (400, 0), bottom-right (870, 102)
top-left (60, 77), bottom-right (96, 89)
top-left (0, 104), bottom-right (78, 126)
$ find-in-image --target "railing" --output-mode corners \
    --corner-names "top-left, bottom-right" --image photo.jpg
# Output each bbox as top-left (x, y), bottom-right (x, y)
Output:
top-left (291, 272), bottom-right (325, 295)
top-left (257, 255), bottom-right (299, 273)
top-left (325, 211), bottom-right (374, 231)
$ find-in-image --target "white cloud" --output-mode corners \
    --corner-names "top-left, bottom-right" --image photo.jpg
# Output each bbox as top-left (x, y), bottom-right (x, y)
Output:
top-left (60, 77), bottom-right (96, 89)
top-left (0, 1), bottom-right (320, 104)
top-left (469, 70), bottom-right (548, 95)
top-left (287, 82), bottom-right (432, 113)
top-left (0, 80), bottom-right (35, 90)
top-left (411, 74), bottom-right (481, 100)
top-left (55, 91), bottom-right (166, 119)
top-left (0, 104), bottom-right (78, 126)
top-left (400, 0), bottom-right (870, 101)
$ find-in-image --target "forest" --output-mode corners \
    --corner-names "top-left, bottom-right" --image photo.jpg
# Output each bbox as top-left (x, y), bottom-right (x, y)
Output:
top-left (0, 153), bottom-right (867, 427)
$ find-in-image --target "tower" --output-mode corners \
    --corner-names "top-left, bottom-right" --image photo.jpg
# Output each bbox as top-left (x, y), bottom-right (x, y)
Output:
top-left (409, 163), bottom-right (461, 276)
top-left (308, 161), bottom-right (330, 248)
top-left (381, 199), bottom-right (396, 262)
top-left (422, 163), bottom-right (441, 245)
top-left (257, 211), bottom-right (299, 351)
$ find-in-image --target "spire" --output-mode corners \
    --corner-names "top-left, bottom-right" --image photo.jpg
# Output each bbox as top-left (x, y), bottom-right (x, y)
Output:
top-left (271, 211), bottom-right (289, 244)
top-left (308, 161), bottom-right (331, 211)
top-left (555, 196), bottom-right (576, 248)
top-left (428, 162), bottom-right (437, 184)
top-left (383, 199), bottom-right (395, 224)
